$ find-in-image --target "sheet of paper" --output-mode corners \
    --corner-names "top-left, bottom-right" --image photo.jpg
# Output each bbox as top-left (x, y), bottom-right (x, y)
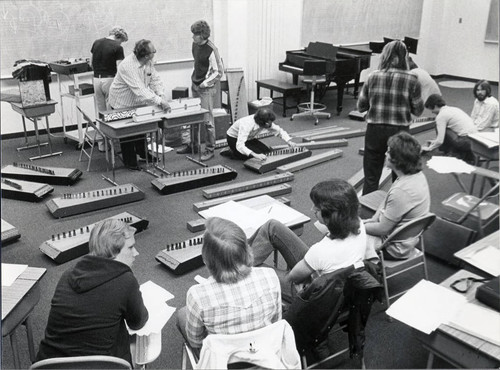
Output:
top-left (448, 302), bottom-right (500, 346)
top-left (256, 201), bottom-right (304, 225)
top-left (140, 280), bottom-right (174, 302)
top-left (462, 244), bottom-right (500, 276)
top-left (1, 263), bottom-right (28, 286)
top-left (386, 280), bottom-right (467, 334)
top-left (427, 156), bottom-right (475, 174)
top-left (468, 132), bottom-right (500, 148)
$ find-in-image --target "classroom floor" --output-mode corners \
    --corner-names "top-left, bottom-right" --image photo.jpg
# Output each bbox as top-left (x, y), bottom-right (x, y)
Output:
top-left (1, 78), bottom-right (498, 369)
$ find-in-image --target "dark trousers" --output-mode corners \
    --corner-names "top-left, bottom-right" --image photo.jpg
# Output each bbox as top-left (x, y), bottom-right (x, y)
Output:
top-left (226, 135), bottom-right (270, 160)
top-left (363, 124), bottom-right (409, 195)
top-left (440, 130), bottom-right (476, 164)
top-left (120, 135), bottom-right (146, 167)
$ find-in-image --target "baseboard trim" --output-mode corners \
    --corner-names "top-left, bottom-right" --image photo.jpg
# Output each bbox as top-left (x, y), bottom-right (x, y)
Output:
top-left (1, 124), bottom-right (79, 141)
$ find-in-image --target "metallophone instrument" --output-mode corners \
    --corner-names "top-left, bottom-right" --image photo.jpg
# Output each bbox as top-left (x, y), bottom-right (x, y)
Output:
top-left (158, 195), bottom-right (311, 275)
top-left (243, 147), bottom-right (312, 174)
top-left (1, 219), bottom-right (21, 245)
top-left (270, 139), bottom-right (348, 151)
top-left (276, 149), bottom-right (343, 173)
top-left (301, 128), bottom-right (366, 142)
top-left (39, 211), bottom-right (148, 264)
top-left (1, 178), bottom-right (54, 202)
top-left (45, 183), bottom-right (145, 218)
top-left (1, 162), bottom-right (82, 186)
top-left (151, 165), bottom-right (238, 195)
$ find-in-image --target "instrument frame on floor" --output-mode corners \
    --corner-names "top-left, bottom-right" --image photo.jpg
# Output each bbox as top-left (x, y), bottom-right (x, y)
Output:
top-left (151, 164), bottom-right (238, 195)
top-left (155, 234), bottom-right (205, 275)
top-left (291, 126), bottom-right (348, 139)
top-left (39, 211), bottom-right (149, 264)
top-left (244, 147), bottom-right (312, 174)
top-left (1, 178), bottom-right (54, 202)
top-left (409, 117), bottom-right (436, 134)
top-left (270, 139), bottom-right (348, 151)
top-left (2, 162), bottom-right (82, 186)
top-left (1, 219), bottom-right (21, 245)
top-left (45, 183), bottom-right (145, 218)
top-left (202, 172), bottom-right (294, 199)
top-left (276, 149), bottom-right (343, 173)
top-left (193, 183), bottom-right (292, 212)
top-left (302, 128), bottom-right (366, 142)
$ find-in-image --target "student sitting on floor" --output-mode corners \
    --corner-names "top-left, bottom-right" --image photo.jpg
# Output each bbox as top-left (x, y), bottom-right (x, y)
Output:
top-left (421, 94), bottom-right (477, 164)
top-left (362, 132), bottom-right (431, 260)
top-left (176, 217), bottom-right (282, 352)
top-left (221, 107), bottom-right (296, 160)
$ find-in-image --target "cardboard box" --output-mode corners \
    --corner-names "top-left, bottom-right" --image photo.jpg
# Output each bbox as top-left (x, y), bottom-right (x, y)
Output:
top-left (172, 87), bottom-right (189, 99)
top-left (69, 83), bottom-right (94, 96)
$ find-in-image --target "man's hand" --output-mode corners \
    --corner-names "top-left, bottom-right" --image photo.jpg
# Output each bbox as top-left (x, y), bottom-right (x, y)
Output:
top-left (252, 152), bottom-right (267, 161)
top-left (160, 96), bottom-right (171, 112)
top-left (287, 140), bottom-right (297, 148)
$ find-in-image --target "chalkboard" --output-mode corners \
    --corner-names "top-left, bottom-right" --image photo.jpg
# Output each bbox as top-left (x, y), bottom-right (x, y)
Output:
top-left (302, 0), bottom-right (423, 46)
top-left (0, 0), bottom-right (213, 76)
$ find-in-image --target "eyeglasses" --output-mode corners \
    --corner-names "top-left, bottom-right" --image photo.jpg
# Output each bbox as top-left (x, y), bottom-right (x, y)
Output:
top-left (450, 277), bottom-right (489, 293)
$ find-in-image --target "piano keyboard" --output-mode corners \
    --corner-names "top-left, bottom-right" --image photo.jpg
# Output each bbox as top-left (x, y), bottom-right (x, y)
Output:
top-left (39, 211), bottom-right (149, 264)
top-left (2, 162), bottom-right (82, 186)
top-left (1, 178), bottom-right (54, 202)
top-left (276, 149), bottom-right (343, 173)
top-left (1, 219), bottom-right (21, 245)
top-left (302, 128), bottom-right (366, 142)
top-left (45, 184), bottom-right (145, 218)
top-left (193, 183), bottom-right (292, 212)
top-left (244, 147), bottom-right (312, 174)
top-left (202, 172), bottom-right (294, 199)
top-left (155, 235), bottom-right (205, 275)
top-left (151, 165), bottom-right (238, 195)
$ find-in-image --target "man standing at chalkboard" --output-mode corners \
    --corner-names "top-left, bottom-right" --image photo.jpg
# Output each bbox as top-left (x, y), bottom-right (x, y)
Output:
top-left (108, 39), bottom-right (171, 170)
top-left (176, 20), bottom-right (223, 162)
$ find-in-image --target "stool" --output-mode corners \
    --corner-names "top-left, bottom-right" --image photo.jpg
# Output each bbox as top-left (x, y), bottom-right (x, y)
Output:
top-left (255, 79), bottom-right (302, 117)
top-left (291, 60), bottom-right (331, 125)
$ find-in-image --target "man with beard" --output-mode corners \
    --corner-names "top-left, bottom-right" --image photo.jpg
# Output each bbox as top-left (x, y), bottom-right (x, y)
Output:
top-left (471, 80), bottom-right (499, 131)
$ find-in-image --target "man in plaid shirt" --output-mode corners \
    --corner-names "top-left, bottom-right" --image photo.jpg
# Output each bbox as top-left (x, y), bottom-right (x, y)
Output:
top-left (357, 40), bottom-right (424, 195)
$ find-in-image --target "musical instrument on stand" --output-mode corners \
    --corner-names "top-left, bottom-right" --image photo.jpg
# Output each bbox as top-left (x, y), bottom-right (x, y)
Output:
top-left (1, 178), bottom-right (54, 202)
top-left (45, 183), bottom-right (145, 218)
top-left (2, 162), bottom-right (82, 186)
top-left (151, 165), bottom-right (238, 195)
top-left (276, 149), bottom-right (343, 173)
top-left (1, 219), bottom-right (21, 245)
top-left (155, 234), bottom-right (205, 275)
top-left (39, 211), bottom-right (148, 264)
top-left (202, 172), bottom-right (294, 199)
top-left (279, 41), bottom-right (372, 114)
top-left (244, 147), bottom-right (311, 173)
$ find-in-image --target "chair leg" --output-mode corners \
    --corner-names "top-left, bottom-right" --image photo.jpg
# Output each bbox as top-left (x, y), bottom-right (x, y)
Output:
top-left (24, 315), bottom-right (36, 363)
top-left (9, 330), bottom-right (21, 369)
top-left (426, 352), bottom-right (434, 368)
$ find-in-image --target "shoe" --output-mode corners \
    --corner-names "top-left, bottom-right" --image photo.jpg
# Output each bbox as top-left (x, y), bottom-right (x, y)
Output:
top-left (125, 164), bottom-right (141, 171)
top-left (201, 150), bottom-right (214, 161)
top-left (138, 153), bottom-right (154, 162)
top-left (220, 148), bottom-right (234, 158)
top-left (177, 145), bottom-right (199, 154)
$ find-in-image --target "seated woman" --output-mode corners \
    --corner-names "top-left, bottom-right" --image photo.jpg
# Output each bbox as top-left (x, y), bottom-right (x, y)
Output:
top-left (176, 217), bottom-right (282, 351)
top-left (249, 179), bottom-right (370, 294)
top-left (36, 219), bottom-right (148, 366)
top-left (221, 107), bottom-right (296, 160)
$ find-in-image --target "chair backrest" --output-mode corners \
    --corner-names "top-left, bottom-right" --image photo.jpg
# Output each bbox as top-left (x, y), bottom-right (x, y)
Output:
top-left (381, 213), bottom-right (437, 248)
top-left (30, 355), bottom-right (132, 369)
top-left (303, 60), bottom-right (327, 76)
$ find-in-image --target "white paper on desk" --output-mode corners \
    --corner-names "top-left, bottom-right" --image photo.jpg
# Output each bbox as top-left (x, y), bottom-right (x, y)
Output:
top-left (468, 132), bottom-right (500, 148)
top-left (1, 263), bottom-right (28, 286)
top-left (427, 156), bottom-right (475, 174)
top-left (462, 244), bottom-right (500, 277)
top-left (448, 302), bottom-right (500, 346)
top-left (386, 280), bottom-right (467, 334)
top-left (127, 281), bottom-right (176, 336)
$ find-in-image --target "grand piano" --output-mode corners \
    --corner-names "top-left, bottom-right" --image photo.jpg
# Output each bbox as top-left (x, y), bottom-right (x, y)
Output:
top-left (279, 42), bottom-right (372, 115)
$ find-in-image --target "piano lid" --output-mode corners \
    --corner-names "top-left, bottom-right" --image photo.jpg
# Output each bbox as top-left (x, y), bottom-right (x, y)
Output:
top-left (305, 42), bottom-right (339, 60)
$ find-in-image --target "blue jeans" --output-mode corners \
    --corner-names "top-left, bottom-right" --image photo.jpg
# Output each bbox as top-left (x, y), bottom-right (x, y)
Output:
top-left (181, 83), bottom-right (216, 151)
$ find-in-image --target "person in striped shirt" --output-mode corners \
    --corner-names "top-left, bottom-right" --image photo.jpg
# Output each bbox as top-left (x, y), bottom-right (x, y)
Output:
top-left (108, 39), bottom-right (170, 170)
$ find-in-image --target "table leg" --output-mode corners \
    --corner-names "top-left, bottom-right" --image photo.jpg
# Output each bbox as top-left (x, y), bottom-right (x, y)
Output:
top-left (282, 92), bottom-right (287, 117)
top-left (257, 84), bottom-right (261, 100)
top-left (186, 121), bottom-right (207, 167)
top-left (102, 139), bottom-right (118, 185)
top-left (16, 116), bottom-right (49, 152)
top-left (28, 117), bottom-right (62, 160)
top-left (43, 116), bottom-right (63, 158)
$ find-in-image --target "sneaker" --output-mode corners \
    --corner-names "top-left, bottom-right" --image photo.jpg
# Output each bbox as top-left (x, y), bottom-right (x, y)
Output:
top-left (176, 145), bottom-right (199, 154)
top-left (201, 150), bottom-right (214, 161)
top-left (219, 148), bottom-right (234, 158)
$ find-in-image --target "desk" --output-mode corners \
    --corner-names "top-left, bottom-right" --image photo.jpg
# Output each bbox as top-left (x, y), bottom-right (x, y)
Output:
top-left (454, 230), bottom-right (500, 276)
top-left (414, 269), bottom-right (500, 368)
top-left (10, 100), bottom-right (63, 161)
top-left (256, 79), bottom-right (302, 117)
top-left (2, 266), bottom-right (47, 368)
top-left (468, 132), bottom-right (499, 196)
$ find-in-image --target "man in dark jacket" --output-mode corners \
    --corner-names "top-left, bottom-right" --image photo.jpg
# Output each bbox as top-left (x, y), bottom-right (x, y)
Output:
top-left (36, 219), bottom-right (148, 365)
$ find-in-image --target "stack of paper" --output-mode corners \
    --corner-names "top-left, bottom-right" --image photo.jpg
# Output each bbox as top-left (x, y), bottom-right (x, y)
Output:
top-left (448, 302), bottom-right (500, 346)
top-left (461, 244), bottom-right (500, 277)
top-left (1, 263), bottom-right (27, 286)
top-left (468, 132), bottom-right (500, 149)
top-left (427, 156), bottom-right (475, 174)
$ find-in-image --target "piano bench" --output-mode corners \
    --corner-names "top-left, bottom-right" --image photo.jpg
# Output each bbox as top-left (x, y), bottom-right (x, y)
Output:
top-left (256, 79), bottom-right (302, 117)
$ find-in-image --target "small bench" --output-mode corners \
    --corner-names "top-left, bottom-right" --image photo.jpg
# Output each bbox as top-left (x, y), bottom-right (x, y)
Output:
top-left (256, 79), bottom-right (302, 117)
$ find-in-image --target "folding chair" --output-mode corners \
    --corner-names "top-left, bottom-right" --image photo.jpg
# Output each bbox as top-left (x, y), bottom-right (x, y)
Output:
top-left (77, 106), bottom-right (108, 171)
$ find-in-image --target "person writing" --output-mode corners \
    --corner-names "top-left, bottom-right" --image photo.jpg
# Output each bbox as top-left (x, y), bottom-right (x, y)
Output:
top-left (357, 40), bottom-right (424, 195)
top-left (471, 79), bottom-right (499, 131)
top-left (177, 20), bottom-right (223, 161)
top-left (176, 217), bottom-right (282, 351)
top-left (220, 108), bottom-right (296, 160)
top-left (363, 132), bottom-right (430, 260)
top-left (422, 94), bottom-right (477, 164)
top-left (108, 39), bottom-right (170, 170)
top-left (36, 219), bottom-right (148, 366)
